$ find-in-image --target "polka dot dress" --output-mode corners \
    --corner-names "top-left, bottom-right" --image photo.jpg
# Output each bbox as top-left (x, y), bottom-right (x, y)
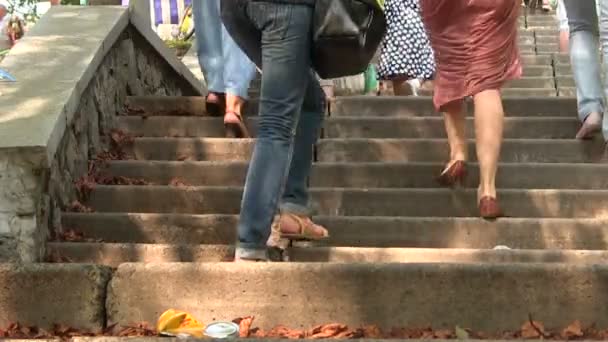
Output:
top-left (377, 0), bottom-right (436, 81)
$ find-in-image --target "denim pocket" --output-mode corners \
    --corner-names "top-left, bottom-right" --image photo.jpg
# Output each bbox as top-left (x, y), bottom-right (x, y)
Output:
top-left (246, 1), bottom-right (294, 41)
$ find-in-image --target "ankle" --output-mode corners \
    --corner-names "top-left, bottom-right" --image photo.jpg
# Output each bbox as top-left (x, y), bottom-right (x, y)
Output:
top-left (477, 186), bottom-right (497, 200)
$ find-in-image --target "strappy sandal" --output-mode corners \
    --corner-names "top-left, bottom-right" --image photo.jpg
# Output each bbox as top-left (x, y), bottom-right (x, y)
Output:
top-left (276, 213), bottom-right (329, 241)
top-left (224, 111), bottom-right (250, 138)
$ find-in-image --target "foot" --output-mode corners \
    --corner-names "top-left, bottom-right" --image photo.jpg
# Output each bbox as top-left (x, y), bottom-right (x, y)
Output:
top-left (576, 112), bottom-right (602, 140)
top-left (224, 111), bottom-right (250, 138)
top-left (479, 196), bottom-right (503, 220)
top-left (271, 213), bottom-right (329, 241)
top-left (437, 160), bottom-right (467, 187)
top-left (205, 92), bottom-right (226, 117)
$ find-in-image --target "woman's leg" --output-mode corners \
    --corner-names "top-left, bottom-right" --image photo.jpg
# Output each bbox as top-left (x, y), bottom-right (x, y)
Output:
top-left (192, 0), bottom-right (224, 95)
top-left (221, 19), bottom-right (257, 136)
top-left (222, 0), bottom-right (318, 261)
top-left (443, 100), bottom-right (467, 165)
top-left (276, 72), bottom-right (327, 239)
top-left (436, 99), bottom-right (467, 187)
top-left (558, 0), bottom-right (570, 53)
top-left (472, 90), bottom-right (504, 201)
top-left (563, 0), bottom-right (604, 138)
top-left (599, 0), bottom-right (608, 140)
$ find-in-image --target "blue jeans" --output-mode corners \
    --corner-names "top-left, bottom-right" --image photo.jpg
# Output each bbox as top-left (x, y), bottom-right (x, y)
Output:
top-left (563, 0), bottom-right (608, 139)
top-left (192, 0), bottom-right (256, 98)
top-left (222, 0), bottom-right (326, 260)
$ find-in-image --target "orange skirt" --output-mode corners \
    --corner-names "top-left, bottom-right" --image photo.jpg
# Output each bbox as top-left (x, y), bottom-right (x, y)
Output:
top-left (420, 0), bottom-right (522, 111)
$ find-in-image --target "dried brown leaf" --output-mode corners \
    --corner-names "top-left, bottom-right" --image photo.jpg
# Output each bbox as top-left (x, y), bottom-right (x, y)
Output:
top-left (68, 200), bottom-right (93, 213)
top-left (169, 178), bottom-right (188, 187)
top-left (521, 320), bottom-right (546, 339)
top-left (562, 320), bottom-right (585, 339)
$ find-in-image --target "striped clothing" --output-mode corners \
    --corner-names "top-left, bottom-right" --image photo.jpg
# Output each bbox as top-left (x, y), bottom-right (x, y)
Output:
top-left (122, 0), bottom-right (191, 26)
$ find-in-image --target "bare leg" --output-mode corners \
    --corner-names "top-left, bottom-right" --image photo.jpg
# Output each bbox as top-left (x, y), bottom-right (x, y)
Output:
top-left (225, 93), bottom-right (246, 117)
top-left (443, 99), bottom-right (468, 166)
top-left (393, 79), bottom-right (413, 96)
top-left (473, 89), bottom-right (504, 200)
top-left (559, 30), bottom-right (570, 53)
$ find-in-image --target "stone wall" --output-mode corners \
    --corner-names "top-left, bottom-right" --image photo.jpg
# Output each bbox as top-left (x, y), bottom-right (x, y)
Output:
top-left (0, 26), bottom-right (199, 262)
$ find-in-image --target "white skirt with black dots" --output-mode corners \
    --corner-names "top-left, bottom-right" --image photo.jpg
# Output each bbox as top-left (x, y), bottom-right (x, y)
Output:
top-left (377, 0), bottom-right (436, 81)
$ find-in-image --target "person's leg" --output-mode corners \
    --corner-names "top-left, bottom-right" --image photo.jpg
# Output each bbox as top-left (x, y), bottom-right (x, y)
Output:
top-left (437, 100), bottom-right (468, 186)
top-left (599, 0), bottom-right (608, 140)
top-left (473, 89), bottom-right (504, 219)
top-left (473, 90), bottom-right (503, 199)
top-left (275, 71), bottom-right (327, 239)
top-left (192, 0), bottom-right (225, 116)
top-left (222, 1), bottom-right (317, 260)
top-left (563, 0), bottom-right (604, 138)
top-left (221, 19), bottom-right (257, 137)
top-left (558, 0), bottom-right (569, 53)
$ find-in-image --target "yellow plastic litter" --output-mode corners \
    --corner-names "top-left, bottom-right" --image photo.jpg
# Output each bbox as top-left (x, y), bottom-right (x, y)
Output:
top-left (157, 309), bottom-right (206, 338)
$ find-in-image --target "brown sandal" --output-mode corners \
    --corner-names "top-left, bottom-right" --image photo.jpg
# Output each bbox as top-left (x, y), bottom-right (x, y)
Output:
top-left (224, 111), bottom-right (250, 138)
top-left (274, 213), bottom-right (329, 241)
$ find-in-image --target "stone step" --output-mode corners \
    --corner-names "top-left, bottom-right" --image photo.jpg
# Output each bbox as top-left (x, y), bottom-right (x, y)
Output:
top-left (103, 161), bottom-right (608, 189)
top-left (316, 138), bottom-right (606, 163)
top-left (417, 88), bottom-right (556, 98)
top-left (522, 65), bottom-right (553, 77)
top-left (553, 53), bottom-right (571, 64)
top-left (106, 262), bottom-right (608, 331)
top-left (518, 36), bottom-right (535, 45)
top-left (47, 242), bottom-right (608, 266)
top-left (518, 44), bottom-right (536, 53)
top-left (125, 96), bottom-right (260, 117)
top-left (536, 43), bottom-right (559, 53)
top-left (532, 28), bottom-right (559, 35)
top-left (520, 54), bottom-right (553, 65)
top-left (86, 186), bottom-right (608, 218)
top-left (123, 138), bottom-right (606, 163)
top-left (559, 87), bottom-right (577, 97)
top-left (535, 36), bottom-right (559, 45)
top-left (118, 116), bottom-right (579, 139)
top-left (0, 264), bottom-right (110, 330)
top-left (555, 64), bottom-right (573, 75)
top-left (324, 117), bottom-right (577, 139)
top-left (61, 213), bottom-right (608, 249)
top-left (556, 76), bottom-right (575, 87)
top-left (331, 96), bottom-right (576, 117)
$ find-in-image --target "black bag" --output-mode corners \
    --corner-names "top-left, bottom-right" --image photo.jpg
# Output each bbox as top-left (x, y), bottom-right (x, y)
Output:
top-left (312, 0), bottom-right (386, 79)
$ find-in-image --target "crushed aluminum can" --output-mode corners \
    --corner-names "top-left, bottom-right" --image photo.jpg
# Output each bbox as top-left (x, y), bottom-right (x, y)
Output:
top-left (204, 322), bottom-right (240, 339)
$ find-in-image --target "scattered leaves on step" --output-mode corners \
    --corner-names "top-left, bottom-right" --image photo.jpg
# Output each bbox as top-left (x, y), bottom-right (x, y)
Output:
top-left (522, 320), bottom-right (547, 339)
top-left (3, 318), bottom-right (608, 340)
top-left (523, 314), bottom-right (551, 339)
top-left (455, 326), bottom-right (470, 339)
top-left (50, 228), bottom-right (102, 243)
top-left (234, 316), bottom-right (255, 338)
top-left (107, 129), bottom-right (135, 160)
top-left (0, 322), bottom-right (158, 339)
top-left (97, 175), bottom-right (149, 186)
top-left (114, 322), bottom-right (157, 337)
top-left (125, 104), bottom-right (145, 115)
top-left (74, 175), bottom-right (96, 200)
top-left (44, 251), bottom-right (74, 263)
top-left (67, 200), bottom-right (93, 213)
top-left (177, 154), bottom-right (191, 161)
top-left (169, 177), bottom-right (188, 187)
top-left (561, 320), bottom-right (584, 339)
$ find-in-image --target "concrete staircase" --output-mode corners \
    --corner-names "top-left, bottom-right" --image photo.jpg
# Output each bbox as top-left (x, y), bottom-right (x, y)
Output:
top-left (38, 12), bottom-right (608, 332)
